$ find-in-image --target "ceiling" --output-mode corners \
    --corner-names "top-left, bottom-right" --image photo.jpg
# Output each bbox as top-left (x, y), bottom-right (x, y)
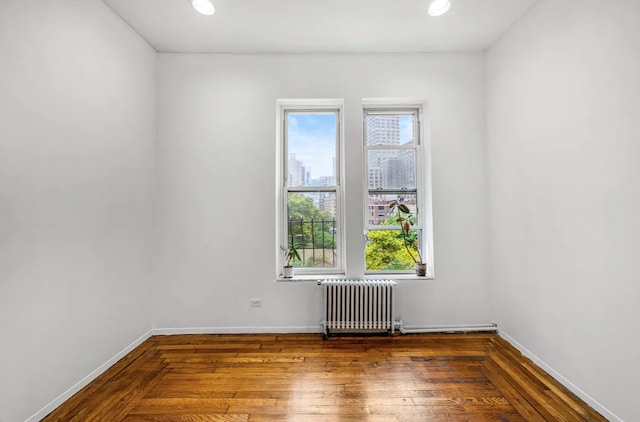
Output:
top-left (103, 0), bottom-right (541, 54)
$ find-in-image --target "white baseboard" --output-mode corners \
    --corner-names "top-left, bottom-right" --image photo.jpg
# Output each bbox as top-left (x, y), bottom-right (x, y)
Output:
top-left (25, 330), bottom-right (153, 422)
top-left (499, 330), bottom-right (621, 422)
top-left (151, 326), bottom-right (323, 335)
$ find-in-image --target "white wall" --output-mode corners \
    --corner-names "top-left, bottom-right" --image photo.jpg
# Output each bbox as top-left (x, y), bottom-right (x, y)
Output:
top-left (486, 0), bottom-right (640, 420)
top-left (154, 54), bottom-right (491, 332)
top-left (0, 1), bottom-right (156, 421)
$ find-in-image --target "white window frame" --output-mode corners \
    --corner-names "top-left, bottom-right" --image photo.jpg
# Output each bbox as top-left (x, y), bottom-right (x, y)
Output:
top-left (362, 99), bottom-right (435, 279)
top-left (276, 99), bottom-right (346, 277)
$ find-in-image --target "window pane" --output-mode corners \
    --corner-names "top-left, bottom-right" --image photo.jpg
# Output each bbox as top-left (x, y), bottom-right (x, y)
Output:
top-left (365, 229), bottom-right (422, 271)
top-left (365, 114), bottom-right (414, 146)
top-left (287, 192), bottom-right (337, 268)
top-left (287, 112), bottom-right (336, 187)
top-left (367, 193), bottom-right (417, 226)
top-left (368, 149), bottom-right (416, 190)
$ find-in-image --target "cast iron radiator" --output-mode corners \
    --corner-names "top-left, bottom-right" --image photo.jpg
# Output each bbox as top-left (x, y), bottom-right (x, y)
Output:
top-left (320, 279), bottom-right (396, 338)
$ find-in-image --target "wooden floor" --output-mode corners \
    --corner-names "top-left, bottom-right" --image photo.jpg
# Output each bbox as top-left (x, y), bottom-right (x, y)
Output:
top-left (42, 333), bottom-right (606, 421)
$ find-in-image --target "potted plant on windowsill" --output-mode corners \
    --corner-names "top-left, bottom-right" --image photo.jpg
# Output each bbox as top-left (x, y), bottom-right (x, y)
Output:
top-left (282, 237), bottom-right (301, 278)
top-left (389, 200), bottom-right (426, 276)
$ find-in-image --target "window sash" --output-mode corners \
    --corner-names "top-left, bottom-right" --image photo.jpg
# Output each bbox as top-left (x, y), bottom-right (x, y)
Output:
top-left (284, 187), bottom-right (342, 274)
top-left (364, 109), bottom-right (420, 147)
top-left (283, 109), bottom-right (340, 189)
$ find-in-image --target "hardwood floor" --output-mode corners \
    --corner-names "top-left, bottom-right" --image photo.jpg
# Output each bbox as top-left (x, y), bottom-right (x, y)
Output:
top-left (42, 333), bottom-right (606, 421)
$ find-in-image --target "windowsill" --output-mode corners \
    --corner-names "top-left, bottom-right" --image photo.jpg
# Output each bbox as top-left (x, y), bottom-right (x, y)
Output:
top-left (275, 274), bottom-right (434, 282)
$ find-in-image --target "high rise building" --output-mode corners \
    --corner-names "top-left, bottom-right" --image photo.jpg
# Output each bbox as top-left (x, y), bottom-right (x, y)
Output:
top-left (365, 115), bottom-right (417, 226)
top-left (319, 193), bottom-right (336, 217)
top-left (366, 116), bottom-right (414, 190)
top-left (382, 158), bottom-right (405, 189)
top-left (288, 153), bottom-right (306, 186)
top-left (366, 115), bottom-right (401, 146)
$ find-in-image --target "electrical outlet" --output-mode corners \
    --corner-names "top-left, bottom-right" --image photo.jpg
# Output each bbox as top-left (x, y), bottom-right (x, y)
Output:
top-left (250, 298), bottom-right (262, 308)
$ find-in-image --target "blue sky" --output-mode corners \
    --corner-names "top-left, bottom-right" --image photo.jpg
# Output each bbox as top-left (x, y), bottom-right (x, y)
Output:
top-left (288, 113), bottom-right (336, 178)
top-left (288, 113), bottom-right (414, 179)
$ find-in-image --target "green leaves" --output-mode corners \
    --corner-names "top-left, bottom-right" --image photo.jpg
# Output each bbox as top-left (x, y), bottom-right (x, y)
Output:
top-left (289, 246), bottom-right (301, 262)
top-left (284, 236), bottom-right (302, 266)
top-left (390, 200), bottom-right (411, 214)
top-left (365, 229), bottom-right (415, 270)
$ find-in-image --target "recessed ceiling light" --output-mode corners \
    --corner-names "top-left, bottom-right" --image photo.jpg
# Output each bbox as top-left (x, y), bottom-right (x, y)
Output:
top-left (191, 0), bottom-right (215, 15)
top-left (428, 0), bottom-right (451, 17)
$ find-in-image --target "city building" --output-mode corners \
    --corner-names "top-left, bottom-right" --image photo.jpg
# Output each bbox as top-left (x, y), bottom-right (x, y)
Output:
top-left (288, 153), bottom-right (306, 186)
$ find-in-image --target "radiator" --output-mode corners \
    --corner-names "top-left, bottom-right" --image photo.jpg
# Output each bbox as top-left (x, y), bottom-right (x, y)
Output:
top-left (320, 279), bottom-right (397, 338)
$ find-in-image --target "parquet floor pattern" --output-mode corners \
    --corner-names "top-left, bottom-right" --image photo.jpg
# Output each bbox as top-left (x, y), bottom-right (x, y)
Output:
top-left (42, 333), bottom-right (606, 421)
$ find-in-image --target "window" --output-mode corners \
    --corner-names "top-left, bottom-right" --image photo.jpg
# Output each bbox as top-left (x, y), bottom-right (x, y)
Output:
top-left (277, 99), bottom-right (344, 275)
top-left (363, 103), bottom-right (432, 276)
top-left (277, 99), bottom-right (433, 279)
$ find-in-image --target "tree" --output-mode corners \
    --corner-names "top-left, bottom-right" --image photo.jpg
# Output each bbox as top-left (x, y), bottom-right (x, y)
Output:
top-left (365, 210), bottom-right (418, 271)
top-left (312, 222), bottom-right (335, 249)
top-left (287, 193), bottom-right (336, 267)
top-left (365, 229), bottom-right (415, 271)
top-left (287, 193), bottom-right (331, 221)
